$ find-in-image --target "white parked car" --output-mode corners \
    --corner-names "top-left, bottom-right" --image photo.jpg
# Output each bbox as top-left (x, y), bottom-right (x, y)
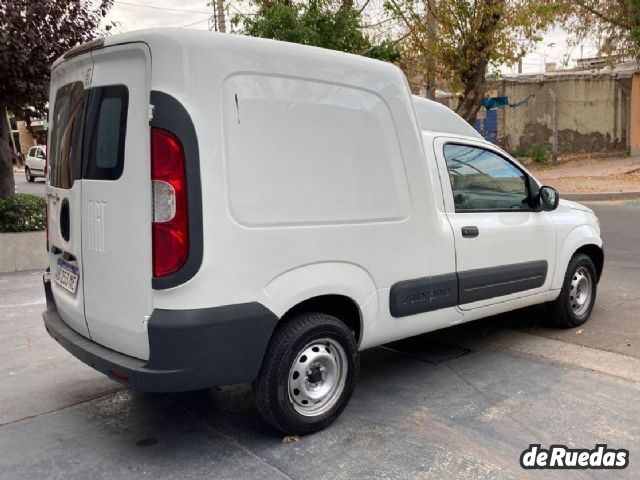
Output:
top-left (43, 29), bottom-right (603, 434)
top-left (25, 145), bottom-right (46, 182)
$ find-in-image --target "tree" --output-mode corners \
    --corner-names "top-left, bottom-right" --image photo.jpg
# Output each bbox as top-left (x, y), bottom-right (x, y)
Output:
top-left (0, 0), bottom-right (113, 199)
top-left (560, 0), bottom-right (640, 59)
top-left (385, 0), bottom-right (556, 124)
top-left (232, 0), bottom-right (400, 62)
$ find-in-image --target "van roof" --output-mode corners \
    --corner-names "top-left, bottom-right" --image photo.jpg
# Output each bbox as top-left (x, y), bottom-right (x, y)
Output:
top-left (412, 96), bottom-right (483, 140)
top-left (54, 29), bottom-right (484, 141)
top-left (54, 28), bottom-right (403, 73)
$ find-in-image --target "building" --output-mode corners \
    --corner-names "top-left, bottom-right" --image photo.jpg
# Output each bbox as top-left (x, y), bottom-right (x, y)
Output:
top-left (16, 119), bottom-right (47, 155)
top-left (488, 61), bottom-right (639, 156)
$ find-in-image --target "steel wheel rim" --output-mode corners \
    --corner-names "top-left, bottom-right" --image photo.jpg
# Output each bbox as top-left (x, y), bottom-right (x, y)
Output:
top-left (570, 266), bottom-right (592, 316)
top-left (287, 338), bottom-right (348, 417)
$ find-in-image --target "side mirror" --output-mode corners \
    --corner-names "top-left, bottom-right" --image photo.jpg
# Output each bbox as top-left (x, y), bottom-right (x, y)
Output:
top-left (538, 186), bottom-right (559, 211)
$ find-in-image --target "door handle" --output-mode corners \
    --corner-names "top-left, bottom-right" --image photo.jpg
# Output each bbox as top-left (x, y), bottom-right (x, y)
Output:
top-left (461, 226), bottom-right (479, 238)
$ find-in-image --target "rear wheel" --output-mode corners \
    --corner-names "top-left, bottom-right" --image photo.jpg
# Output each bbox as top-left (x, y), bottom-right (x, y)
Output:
top-left (253, 312), bottom-right (359, 434)
top-left (25, 167), bottom-right (34, 182)
top-left (547, 253), bottom-right (597, 328)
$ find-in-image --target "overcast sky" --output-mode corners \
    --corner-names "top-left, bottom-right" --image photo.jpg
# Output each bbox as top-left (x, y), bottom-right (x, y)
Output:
top-left (103, 0), bottom-right (600, 74)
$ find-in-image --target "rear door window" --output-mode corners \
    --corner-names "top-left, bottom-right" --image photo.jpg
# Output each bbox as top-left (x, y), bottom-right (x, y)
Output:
top-left (48, 82), bottom-right (129, 188)
top-left (83, 85), bottom-right (128, 181)
top-left (49, 82), bottom-right (85, 189)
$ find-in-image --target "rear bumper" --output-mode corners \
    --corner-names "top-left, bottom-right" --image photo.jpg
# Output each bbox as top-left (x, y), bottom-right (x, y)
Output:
top-left (42, 273), bottom-right (279, 392)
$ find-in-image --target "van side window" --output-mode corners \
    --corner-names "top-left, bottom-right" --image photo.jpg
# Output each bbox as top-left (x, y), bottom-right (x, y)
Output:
top-left (83, 85), bottom-right (128, 180)
top-left (443, 144), bottom-right (530, 212)
top-left (28, 147), bottom-right (35, 157)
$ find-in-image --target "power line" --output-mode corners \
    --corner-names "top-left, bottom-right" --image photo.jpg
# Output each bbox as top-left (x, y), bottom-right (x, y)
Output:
top-left (227, 3), bottom-right (254, 17)
top-left (115, 1), bottom-right (212, 15)
top-left (179, 17), bottom-right (212, 28)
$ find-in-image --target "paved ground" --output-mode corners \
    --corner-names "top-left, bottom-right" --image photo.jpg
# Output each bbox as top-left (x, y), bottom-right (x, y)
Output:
top-left (0, 203), bottom-right (638, 479)
top-left (532, 155), bottom-right (640, 179)
top-left (13, 172), bottom-right (46, 197)
top-left (529, 156), bottom-right (640, 195)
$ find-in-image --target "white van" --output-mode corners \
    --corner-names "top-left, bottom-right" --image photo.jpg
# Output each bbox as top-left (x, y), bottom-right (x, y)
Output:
top-left (25, 145), bottom-right (47, 182)
top-left (43, 29), bottom-right (603, 434)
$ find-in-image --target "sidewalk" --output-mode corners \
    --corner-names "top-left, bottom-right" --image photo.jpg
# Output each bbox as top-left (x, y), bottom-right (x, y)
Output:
top-left (527, 155), bottom-right (640, 199)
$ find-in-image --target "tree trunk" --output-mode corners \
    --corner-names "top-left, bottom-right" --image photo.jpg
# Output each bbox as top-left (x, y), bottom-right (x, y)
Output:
top-left (455, 58), bottom-right (489, 125)
top-left (454, 0), bottom-right (504, 126)
top-left (0, 105), bottom-right (16, 199)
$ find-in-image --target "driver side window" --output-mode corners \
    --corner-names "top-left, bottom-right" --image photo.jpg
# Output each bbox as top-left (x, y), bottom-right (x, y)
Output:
top-left (443, 144), bottom-right (530, 212)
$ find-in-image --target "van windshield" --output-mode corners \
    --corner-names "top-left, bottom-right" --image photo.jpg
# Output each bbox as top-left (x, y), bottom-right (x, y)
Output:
top-left (49, 82), bottom-right (85, 189)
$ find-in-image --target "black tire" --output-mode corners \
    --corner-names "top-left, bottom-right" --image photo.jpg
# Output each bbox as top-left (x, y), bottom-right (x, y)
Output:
top-left (547, 253), bottom-right (597, 328)
top-left (253, 312), bottom-right (359, 435)
top-left (25, 167), bottom-right (34, 182)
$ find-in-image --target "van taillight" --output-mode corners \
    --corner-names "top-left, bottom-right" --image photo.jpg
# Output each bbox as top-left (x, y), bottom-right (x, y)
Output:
top-left (151, 128), bottom-right (189, 277)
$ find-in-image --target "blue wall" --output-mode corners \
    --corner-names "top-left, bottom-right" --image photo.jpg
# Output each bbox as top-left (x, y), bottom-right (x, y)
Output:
top-left (473, 109), bottom-right (498, 144)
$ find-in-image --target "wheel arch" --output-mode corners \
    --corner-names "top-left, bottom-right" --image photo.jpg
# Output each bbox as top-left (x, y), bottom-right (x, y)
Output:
top-left (278, 294), bottom-right (363, 342)
top-left (575, 244), bottom-right (604, 282)
top-left (263, 262), bottom-right (378, 346)
top-left (552, 225), bottom-right (603, 290)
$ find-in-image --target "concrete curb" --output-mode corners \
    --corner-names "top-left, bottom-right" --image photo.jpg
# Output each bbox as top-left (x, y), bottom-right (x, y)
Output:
top-left (473, 329), bottom-right (640, 384)
top-left (0, 231), bottom-right (48, 273)
top-left (562, 191), bottom-right (640, 201)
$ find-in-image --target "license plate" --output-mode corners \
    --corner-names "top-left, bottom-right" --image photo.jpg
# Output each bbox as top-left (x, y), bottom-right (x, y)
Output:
top-left (54, 259), bottom-right (79, 294)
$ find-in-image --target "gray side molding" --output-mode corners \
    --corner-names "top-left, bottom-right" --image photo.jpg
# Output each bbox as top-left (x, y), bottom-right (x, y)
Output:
top-left (458, 260), bottom-right (548, 304)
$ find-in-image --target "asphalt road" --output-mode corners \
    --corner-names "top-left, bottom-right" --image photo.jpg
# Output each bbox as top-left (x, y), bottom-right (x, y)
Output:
top-left (13, 172), bottom-right (46, 197)
top-left (0, 202), bottom-right (638, 479)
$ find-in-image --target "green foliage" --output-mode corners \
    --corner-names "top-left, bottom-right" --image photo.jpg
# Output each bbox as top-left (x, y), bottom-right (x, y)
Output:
top-left (0, 0), bottom-right (113, 120)
top-left (529, 141), bottom-right (550, 163)
top-left (560, 0), bottom-right (640, 59)
top-left (0, 194), bottom-right (46, 232)
top-left (366, 39), bottom-right (401, 63)
top-left (510, 142), bottom-right (549, 163)
top-left (510, 146), bottom-right (529, 159)
top-left (233, 0), bottom-right (400, 62)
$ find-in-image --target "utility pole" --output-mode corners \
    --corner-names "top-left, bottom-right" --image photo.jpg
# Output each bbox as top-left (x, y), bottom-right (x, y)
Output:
top-left (425, 5), bottom-right (436, 100)
top-left (216, 0), bottom-right (226, 33)
top-left (549, 88), bottom-right (558, 162)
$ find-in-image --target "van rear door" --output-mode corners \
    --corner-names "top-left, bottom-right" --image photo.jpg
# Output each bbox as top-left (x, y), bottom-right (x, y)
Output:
top-left (81, 43), bottom-right (153, 360)
top-left (47, 55), bottom-right (93, 339)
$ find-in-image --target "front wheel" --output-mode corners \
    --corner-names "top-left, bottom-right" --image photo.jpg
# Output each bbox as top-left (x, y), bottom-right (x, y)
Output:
top-left (25, 167), bottom-right (34, 182)
top-left (253, 312), bottom-right (359, 434)
top-left (547, 253), bottom-right (598, 328)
